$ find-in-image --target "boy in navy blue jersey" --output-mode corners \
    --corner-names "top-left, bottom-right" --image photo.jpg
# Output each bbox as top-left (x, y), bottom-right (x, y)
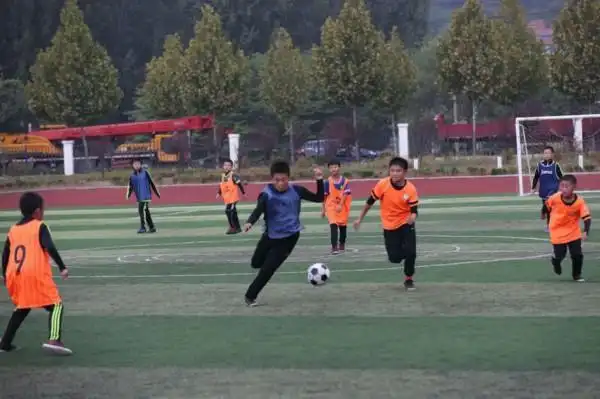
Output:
top-left (243, 161), bottom-right (324, 306)
top-left (126, 159), bottom-right (161, 233)
top-left (531, 146), bottom-right (563, 231)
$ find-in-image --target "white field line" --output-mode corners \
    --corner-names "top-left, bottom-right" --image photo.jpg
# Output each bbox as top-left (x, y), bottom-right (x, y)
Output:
top-left (62, 253), bottom-right (551, 280)
top-left (4, 194), bottom-right (600, 218)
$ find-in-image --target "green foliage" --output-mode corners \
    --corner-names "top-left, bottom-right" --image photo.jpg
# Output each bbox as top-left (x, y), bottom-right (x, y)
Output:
top-left (25, 0), bottom-right (122, 126)
top-left (0, 79), bottom-right (26, 124)
top-left (182, 4), bottom-right (249, 119)
top-left (436, 0), bottom-right (499, 103)
top-left (374, 27), bottom-right (416, 118)
top-left (490, 0), bottom-right (547, 107)
top-left (312, 0), bottom-right (383, 108)
top-left (260, 28), bottom-right (311, 123)
top-left (551, 0), bottom-right (600, 105)
top-left (135, 34), bottom-right (186, 120)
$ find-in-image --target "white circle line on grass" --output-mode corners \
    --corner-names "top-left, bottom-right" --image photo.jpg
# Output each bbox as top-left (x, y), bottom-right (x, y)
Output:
top-left (61, 253), bottom-right (550, 280)
top-left (67, 233), bottom-right (550, 253)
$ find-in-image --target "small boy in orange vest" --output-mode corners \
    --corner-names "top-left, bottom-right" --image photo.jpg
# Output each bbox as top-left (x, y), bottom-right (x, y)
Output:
top-left (216, 158), bottom-right (246, 234)
top-left (321, 159), bottom-right (352, 254)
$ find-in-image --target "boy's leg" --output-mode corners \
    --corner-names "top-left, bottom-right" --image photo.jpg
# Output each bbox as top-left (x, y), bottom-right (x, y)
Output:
top-left (250, 233), bottom-right (272, 269)
top-left (224, 204), bottom-right (234, 232)
top-left (567, 239), bottom-right (584, 281)
top-left (230, 202), bottom-right (241, 231)
top-left (137, 202), bottom-right (146, 232)
top-left (383, 225), bottom-right (416, 290)
top-left (401, 225), bottom-right (417, 279)
top-left (329, 224), bottom-right (339, 253)
top-left (245, 232), bottom-right (300, 303)
top-left (0, 308), bottom-right (31, 351)
top-left (339, 225), bottom-right (347, 251)
top-left (42, 303), bottom-right (72, 355)
top-left (144, 202), bottom-right (155, 231)
top-left (552, 243), bottom-right (567, 275)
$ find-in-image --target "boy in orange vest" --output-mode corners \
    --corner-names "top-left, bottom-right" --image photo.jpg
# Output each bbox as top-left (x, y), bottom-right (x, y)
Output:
top-left (321, 159), bottom-right (352, 254)
top-left (216, 158), bottom-right (246, 234)
top-left (0, 192), bottom-right (72, 355)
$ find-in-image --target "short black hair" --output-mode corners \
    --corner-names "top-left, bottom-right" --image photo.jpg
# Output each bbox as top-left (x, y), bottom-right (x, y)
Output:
top-left (223, 158), bottom-right (233, 165)
top-left (19, 192), bottom-right (44, 217)
top-left (561, 174), bottom-right (577, 185)
top-left (270, 160), bottom-right (290, 176)
top-left (328, 159), bottom-right (341, 167)
top-left (544, 145), bottom-right (555, 153)
top-left (389, 157), bottom-right (409, 170)
top-left (131, 158), bottom-right (142, 165)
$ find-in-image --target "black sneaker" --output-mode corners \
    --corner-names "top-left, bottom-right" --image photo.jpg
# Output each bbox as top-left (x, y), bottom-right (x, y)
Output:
top-left (148, 227), bottom-right (157, 233)
top-left (404, 279), bottom-right (416, 291)
top-left (245, 297), bottom-right (257, 307)
top-left (137, 227), bottom-right (147, 234)
top-left (0, 338), bottom-right (19, 353)
top-left (573, 276), bottom-right (585, 282)
top-left (552, 258), bottom-right (562, 275)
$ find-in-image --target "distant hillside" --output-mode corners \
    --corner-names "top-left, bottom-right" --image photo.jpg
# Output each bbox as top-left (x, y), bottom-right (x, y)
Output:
top-left (429, 0), bottom-right (565, 34)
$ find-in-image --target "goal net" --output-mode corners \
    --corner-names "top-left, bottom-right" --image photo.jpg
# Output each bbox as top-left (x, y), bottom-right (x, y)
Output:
top-left (515, 114), bottom-right (600, 196)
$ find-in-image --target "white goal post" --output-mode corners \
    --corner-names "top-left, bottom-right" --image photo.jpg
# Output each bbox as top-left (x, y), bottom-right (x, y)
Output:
top-left (515, 114), bottom-right (600, 196)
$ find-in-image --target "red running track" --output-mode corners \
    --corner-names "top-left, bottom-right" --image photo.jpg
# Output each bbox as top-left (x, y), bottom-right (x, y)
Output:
top-left (1, 173), bottom-right (599, 210)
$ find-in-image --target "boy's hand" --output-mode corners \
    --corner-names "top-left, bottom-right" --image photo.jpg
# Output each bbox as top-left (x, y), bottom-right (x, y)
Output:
top-left (582, 231), bottom-right (588, 241)
top-left (353, 218), bottom-right (362, 231)
top-left (216, 193), bottom-right (220, 199)
top-left (321, 210), bottom-right (326, 219)
top-left (60, 268), bottom-right (69, 280)
top-left (407, 213), bottom-right (417, 225)
top-left (243, 223), bottom-right (253, 232)
top-left (313, 167), bottom-right (324, 180)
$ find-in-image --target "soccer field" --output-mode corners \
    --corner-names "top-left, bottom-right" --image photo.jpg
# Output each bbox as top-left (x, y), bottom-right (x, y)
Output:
top-left (1, 195), bottom-right (600, 398)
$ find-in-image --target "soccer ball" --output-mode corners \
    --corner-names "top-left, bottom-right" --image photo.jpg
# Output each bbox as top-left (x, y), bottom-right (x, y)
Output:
top-left (307, 263), bottom-right (330, 286)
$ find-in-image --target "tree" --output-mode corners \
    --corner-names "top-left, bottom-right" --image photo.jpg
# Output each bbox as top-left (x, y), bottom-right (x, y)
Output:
top-left (136, 34), bottom-right (186, 119)
top-left (437, 0), bottom-right (500, 154)
top-left (182, 4), bottom-right (249, 165)
top-left (260, 28), bottom-right (311, 163)
top-left (551, 0), bottom-right (600, 107)
top-left (374, 27), bottom-right (416, 153)
top-left (312, 0), bottom-right (382, 160)
top-left (26, 0), bottom-right (122, 127)
top-left (0, 79), bottom-right (26, 125)
top-left (490, 0), bottom-right (547, 108)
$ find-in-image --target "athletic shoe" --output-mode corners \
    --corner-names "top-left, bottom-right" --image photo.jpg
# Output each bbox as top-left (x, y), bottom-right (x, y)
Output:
top-left (137, 227), bottom-right (146, 234)
top-left (0, 337), bottom-right (19, 353)
top-left (226, 228), bottom-right (236, 235)
top-left (338, 243), bottom-right (345, 252)
top-left (245, 297), bottom-right (257, 307)
top-left (331, 246), bottom-right (340, 255)
top-left (148, 227), bottom-right (156, 233)
top-left (404, 278), bottom-right (416, 291)
top-left (42, 340), bottom-right (73, 356)
top-left (233, 228), bottom-right (242, 234)
top-left (573, 276), bottom-right (585, 282)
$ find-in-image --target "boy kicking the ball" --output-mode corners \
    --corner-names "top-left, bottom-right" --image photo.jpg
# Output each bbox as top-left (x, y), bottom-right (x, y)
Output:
top-left (353, 157), bottom-right (419, 290)
top-left (243, 161), bottom-right (324, 306)
top-left (544, 174), bottom-right (591, 282)
top-left (0, 192), bottom-right (72, 355)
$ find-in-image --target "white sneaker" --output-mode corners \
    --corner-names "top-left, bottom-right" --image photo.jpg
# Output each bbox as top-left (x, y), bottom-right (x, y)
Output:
top-left (42, 340), bottom-right (73, 356)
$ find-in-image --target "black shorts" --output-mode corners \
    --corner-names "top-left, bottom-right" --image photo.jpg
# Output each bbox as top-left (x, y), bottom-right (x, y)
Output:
top-left (383, 224), bottom-right (416, 263)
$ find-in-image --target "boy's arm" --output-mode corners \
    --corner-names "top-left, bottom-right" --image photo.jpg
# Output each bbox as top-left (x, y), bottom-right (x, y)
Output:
top-left (39, 224), bottom-right (67, 272)
top-left (126, 176), bottom-right (133, 199)
top-left (556, 163), bottom-right (564, 179)
top-left (2, 238), bottom-right (10, 280)
top-left (147, 172), bottom-right (160, 198)
top-left (580, 201), bottom-right (591, 235)
top-left (294, 179), bottom-right (325, 203)
top-left (531, 164), bottom-right (540, 190)
top-left (233, 174), bottom-right (246, 195)
top-left (245, 193), bottom-right (268, 226)
top-left (407, 187), bottom-right (419, 224)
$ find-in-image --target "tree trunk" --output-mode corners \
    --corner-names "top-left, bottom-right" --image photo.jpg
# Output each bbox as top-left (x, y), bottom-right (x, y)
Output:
top-left (391, 113), bottom-right (397, 155)
top-left (471, 100), bottom-right (478, 156)
top-left (452, 94), bottom-right (458, 123)
top-left (287, 119), bottom-right (295, 164)
top-left (352, 106), bottom-right (359, 161)
top-left (212, 113), bottom-right (219, 168)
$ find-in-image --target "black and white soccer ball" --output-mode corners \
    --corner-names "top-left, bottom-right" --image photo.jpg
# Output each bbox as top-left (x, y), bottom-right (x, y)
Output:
top-left (307, 263), bottom-right (330, 286)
